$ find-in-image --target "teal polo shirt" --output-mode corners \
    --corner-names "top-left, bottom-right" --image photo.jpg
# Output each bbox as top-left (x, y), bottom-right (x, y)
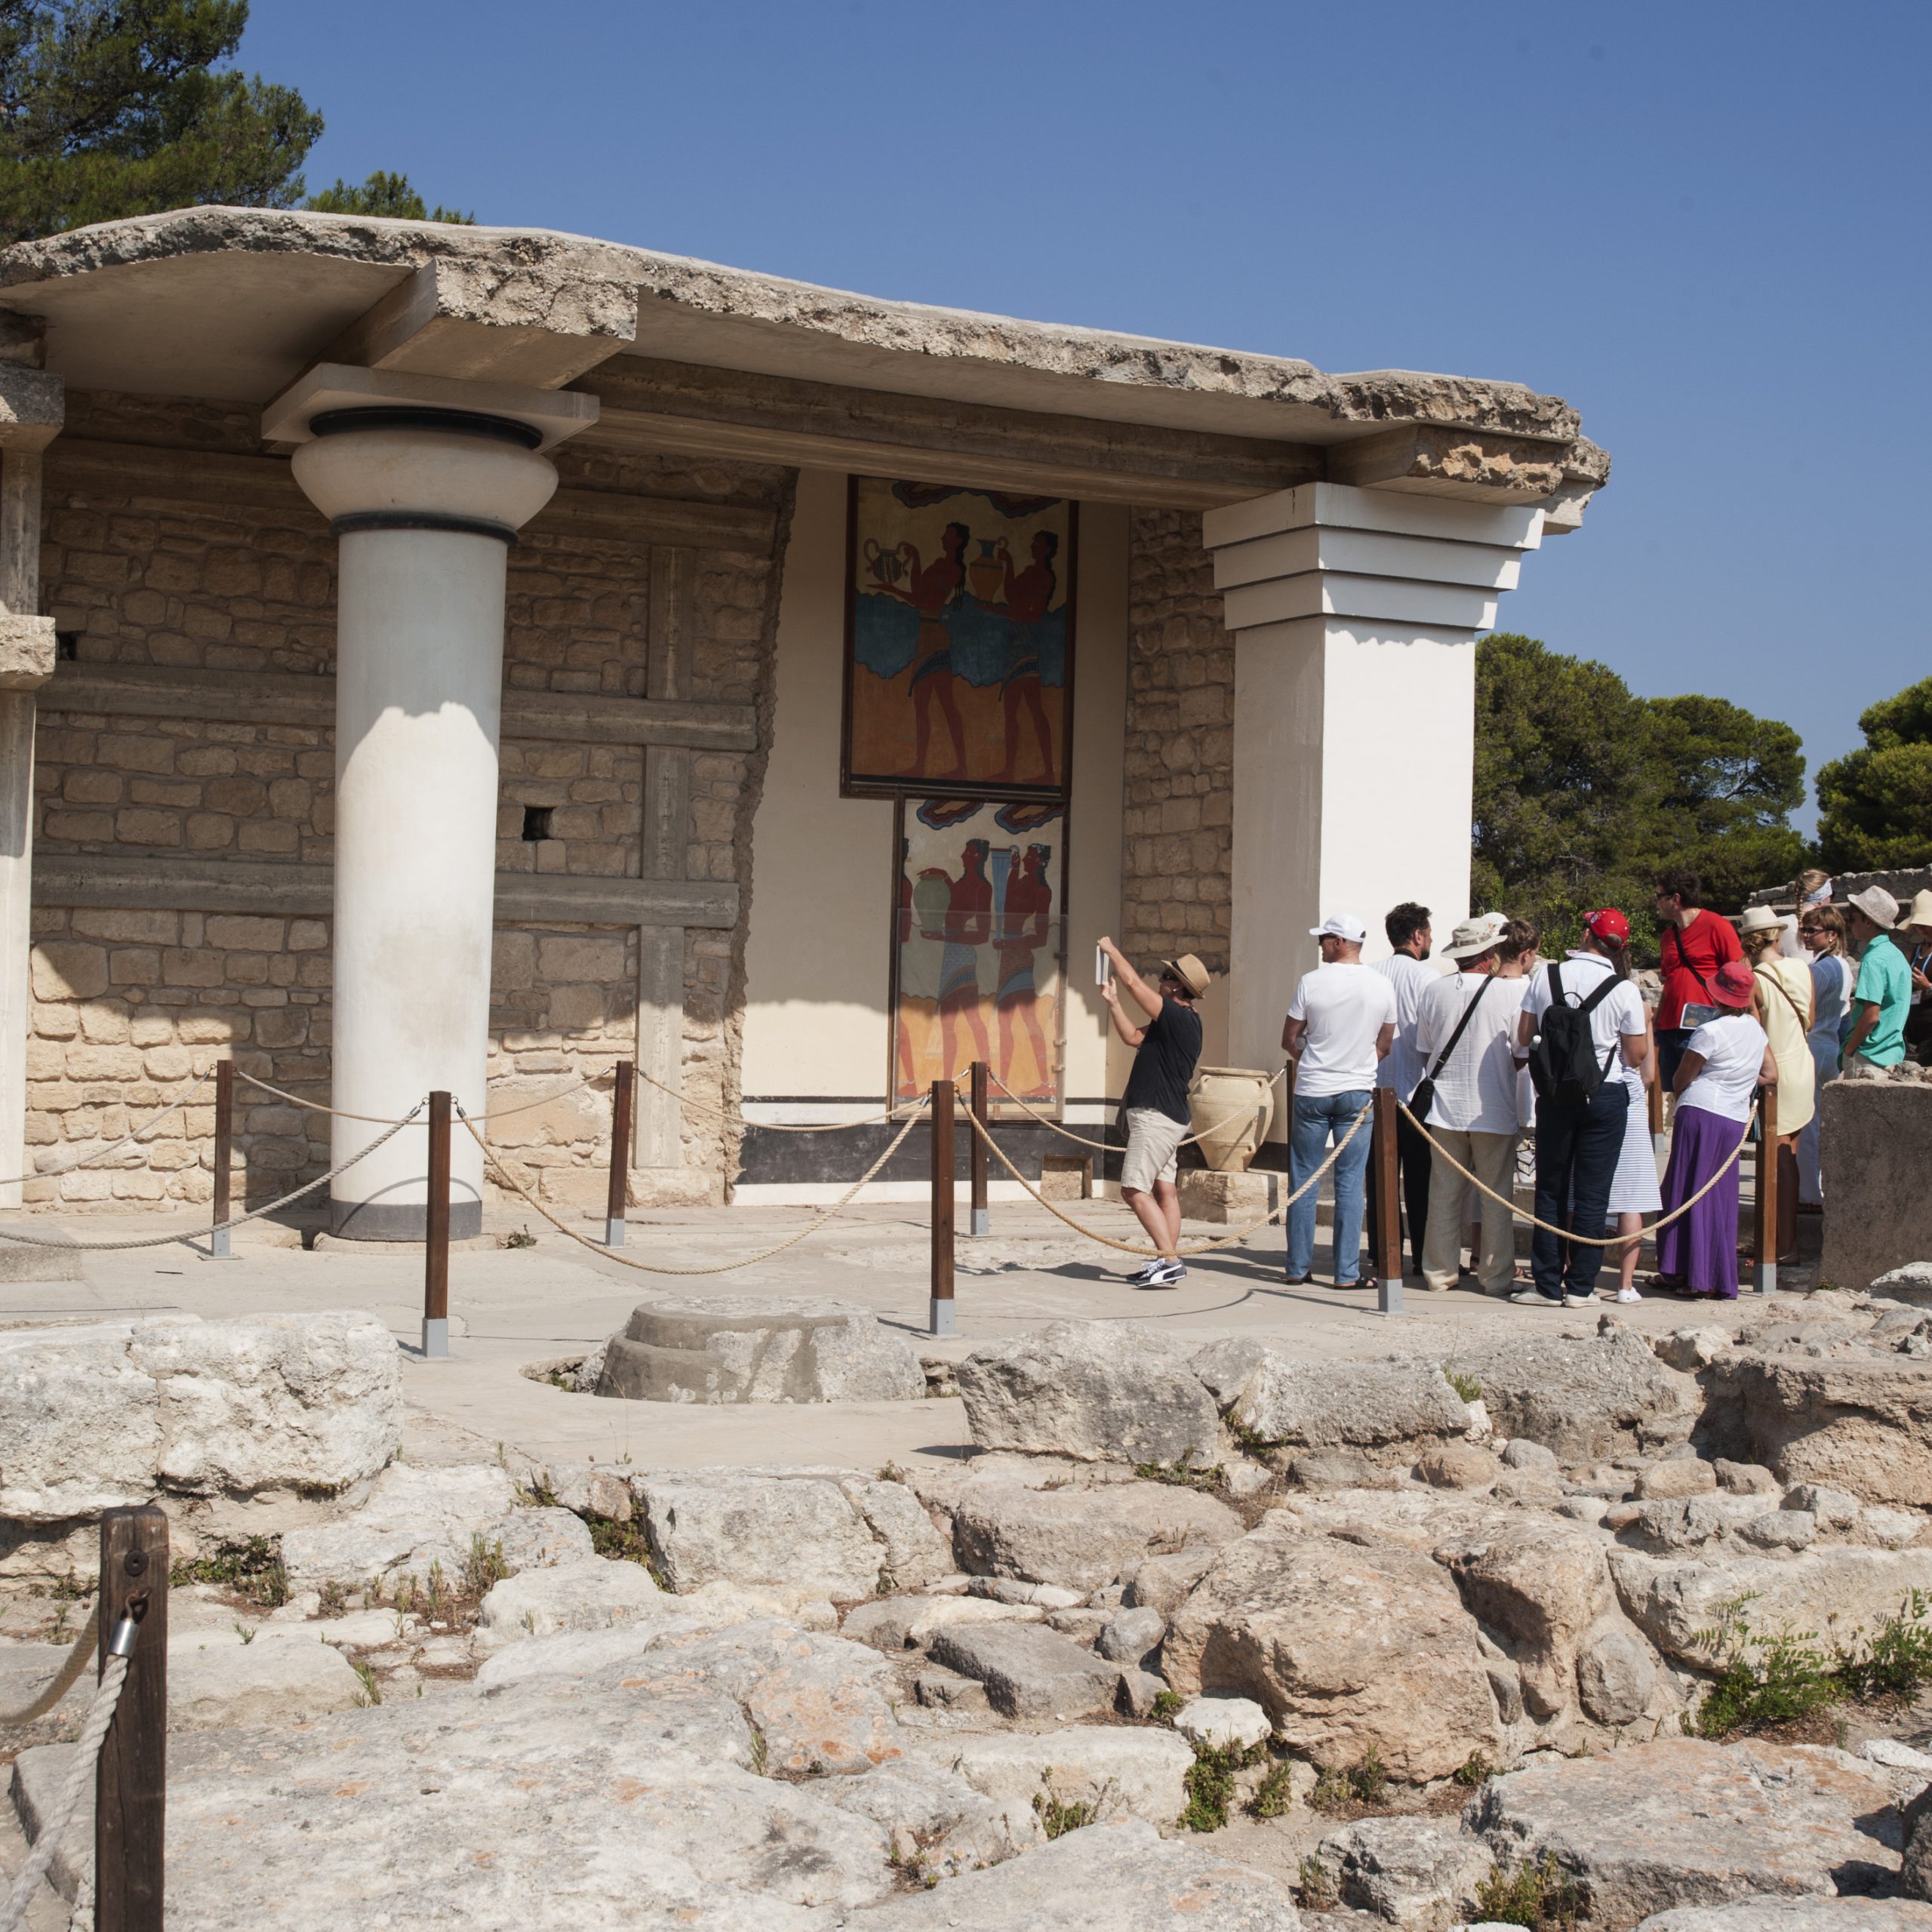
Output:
top-left (1852, 932), bottom-right (1912, 1066)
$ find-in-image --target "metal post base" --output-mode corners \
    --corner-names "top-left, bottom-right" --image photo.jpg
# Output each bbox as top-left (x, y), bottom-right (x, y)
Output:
top-left (605, 1217), bottom-right (626, 1247)
top-left (969, 1208), bottom-right (989, 1238)
top-left (208, 1228), bottom-right (232, 1260)
top-left (420, 1317), bottom-right (451, 1360)
top-left (928, 1297), bottom-right (957, 1337)
top-left (1755, 1262), bottom-right (1777, 1296)
top-left (1378, 1275), bottom-right (1404, 1316)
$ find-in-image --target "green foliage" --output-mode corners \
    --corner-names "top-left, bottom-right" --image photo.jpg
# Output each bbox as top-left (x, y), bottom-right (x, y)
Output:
top-left (1310, 1745), bottom-right (1388, 1813)
top-left (586, 1513), bottom-right (664, 1584)
top-left (1691, 1594), bottom-right (1839, 1738)
top-left (1817, 676), bottom-right (1932, 871)
top-left (304, 167), bottom-right (472, 223)
top-left (350, 1657), bottom-right (380, 1707)
top-left (316, 1579), bottom-right (347, 1618)
top-left (1177, 1740), bottom-right (1266, 1832)
top-left (1473, 634), bottom-right (1806, 949)
top-left (1032, 1772), bottom-right (1107, 1840)
top-left (1247, 1756), bottom-right (1296, 1819)
top-left (1834, 1589), bottom-right (1932, 1705)
top-left (1452, 1749), bottom-right (1494, 1788)
top-left (1149, 1688), bottom-right (1184, 1723)
top-left (0, 1), bottom-right (322, 243)
top-left (462, 1534), bottom-right (508, 1599)
top-left (1474, 1852), bottom-right (1580, 1930)
top-left (1447, 1371), bottom-right (1484, 1404)
top-left (1296, 1854), bottom-right (1337, 1911)
top-left (1134, 1458), bottom-right (1225, 1491)
top-left (171, 1534), bottom-right (287, 1607)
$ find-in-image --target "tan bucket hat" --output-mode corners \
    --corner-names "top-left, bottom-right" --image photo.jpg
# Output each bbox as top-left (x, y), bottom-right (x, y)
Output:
top-left (1849, 884), bottom-right (1901, 930)
top-left (1906, 889), bottom-right (1932, 930)
top-left (1737, 904), bottom-right (1784, 936)
top-left (1161, 953), bottom-right (1212, 998)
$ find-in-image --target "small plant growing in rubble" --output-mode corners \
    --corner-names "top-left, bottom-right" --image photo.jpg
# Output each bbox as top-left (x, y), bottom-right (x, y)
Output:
top-left (504, 1225), bottom-right (537, 1250)
top-left (1475, 1851), bottom-right (1580, 1929)
top-left (1032, 1771), bottom-right (1109, 1840)
top-left (1177, 1740), bottom-right (1267, 1832)
top-left (463, 1536), bottom-right (509, 1598)
top-left (350, 1660), bottom-right (382, 1708)
top-left (1295, 1855), bottom-right (1337, 1910)
top-left (317, 1580), bottom-right (348, 1618)
top-left (1690, 1593), bottom-right (1838, 1738)
top-left (1448, 1371), bottom-right (1483, 1404)
top-left (1310, 1745), bottom-right (1387, 1813)
top-left (1453, 1749), bottom-right (1494, 1788)
top-left (1149, 1689), bottom-right (1184, 1723)
top-left (1247, 1756), bottom-right (1295, 1820)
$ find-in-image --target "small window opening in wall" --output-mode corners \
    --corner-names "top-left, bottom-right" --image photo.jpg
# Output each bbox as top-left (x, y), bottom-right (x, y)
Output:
top-left (54, 631), bottom-right (78, 662)
top-left (521, 804), bottom-right (553, 843)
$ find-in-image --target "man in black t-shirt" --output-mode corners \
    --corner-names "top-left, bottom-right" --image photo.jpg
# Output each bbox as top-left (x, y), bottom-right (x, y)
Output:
top-left (1099, 937), bottom-right (1209, 1289)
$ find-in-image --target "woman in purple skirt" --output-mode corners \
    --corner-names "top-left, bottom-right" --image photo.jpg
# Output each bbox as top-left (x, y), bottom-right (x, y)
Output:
top-left (1654, 958), bottom-right (1777, 1298)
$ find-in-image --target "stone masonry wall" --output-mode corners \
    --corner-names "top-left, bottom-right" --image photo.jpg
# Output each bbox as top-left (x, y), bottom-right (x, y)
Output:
top-left (24, 394), bottom-right (786, 1211)
top-left (1121, 509), bottom-right (1232, 976)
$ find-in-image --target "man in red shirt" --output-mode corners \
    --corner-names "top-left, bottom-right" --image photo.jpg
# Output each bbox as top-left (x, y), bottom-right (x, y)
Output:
top-left (1653, 866), bottom-right (1744, 1089)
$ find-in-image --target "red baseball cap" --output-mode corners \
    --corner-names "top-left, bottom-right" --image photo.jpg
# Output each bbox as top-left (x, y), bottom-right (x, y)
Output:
top-left (1583, 908), bottom-right (1630, 943)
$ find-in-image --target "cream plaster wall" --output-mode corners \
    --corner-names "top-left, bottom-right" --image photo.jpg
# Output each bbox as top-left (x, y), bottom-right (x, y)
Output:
top-left (740, 478), bottom-right (1130, 1109)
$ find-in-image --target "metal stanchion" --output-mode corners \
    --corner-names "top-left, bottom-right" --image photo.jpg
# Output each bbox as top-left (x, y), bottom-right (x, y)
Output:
top-left (209, 1060), bottom-right (233, 1259)
top-left (97, 1505), bottom-right (166, 1932)
top-left (968, 1060), bottom-right (990, 1237)
top-left (605, 1060), bottom-right (634, 1247)
top-left (423, 1090), bottom-right (451, 1358)
top-left (1753, 1083), bottom-right (1780, 1296)
top-left (930, 1078), bottom-right (956, 1336)
top-left (1373, 1088), bottom-right (1403, 1315)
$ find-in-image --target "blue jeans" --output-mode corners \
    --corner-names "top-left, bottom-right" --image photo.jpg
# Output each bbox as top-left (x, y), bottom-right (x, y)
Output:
top-left (1287, 1088), bottom-right (1374, 1282)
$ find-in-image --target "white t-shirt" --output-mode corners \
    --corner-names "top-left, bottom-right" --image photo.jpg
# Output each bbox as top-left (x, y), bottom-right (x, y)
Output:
top-left (1521, 952), bottom-right (1647, 1076)
top-left (1288, 962), bottom-right (1397, 1098)
top-left (1679, 1014), bottom-right (1768, 1122)
top-left (1373, 952), bottom-right (1438, 1099)
top-left (1414, 970), bottom-right (1527, 1134)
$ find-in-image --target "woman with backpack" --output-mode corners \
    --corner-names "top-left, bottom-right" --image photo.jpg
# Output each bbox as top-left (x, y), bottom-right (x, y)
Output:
top-left (1512, 908), bottom-right (1650, 1307)
top-left (1740, 903), bottom-right (1813, 1266)
top-left (1653, 958), bottom-right (1778, 1299)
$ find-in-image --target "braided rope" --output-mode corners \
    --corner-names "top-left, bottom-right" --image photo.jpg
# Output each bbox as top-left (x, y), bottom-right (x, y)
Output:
top-left (0, 1653), bottom-right (128, 1932)
top-left (0, 1103), bottom-right (426, 1252)
top-left (459, 1100), bottom-right (928, 1275)
top-left (0, 1069), bottom-right (213, 1189)
top-left (1399, 1100), bottom-right (1757, 1248)
top-left (633, 1064), bottom-right (924, 1134)
top-left (961, 1100), bottom-right (1372, 1258)
top-left (986, 1066), bottom-right (1287, 1155)
top-left (0, 1606), bottom-right (98, 1727)
top-left (233, 1071), bottom-right (411, 1125)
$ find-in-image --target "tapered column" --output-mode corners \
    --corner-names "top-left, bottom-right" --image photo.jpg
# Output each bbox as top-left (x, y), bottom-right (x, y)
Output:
top-left (1201, 483), bottom-right (1550, 1076)
top-left (272, 370), bottom-right (596, 1238)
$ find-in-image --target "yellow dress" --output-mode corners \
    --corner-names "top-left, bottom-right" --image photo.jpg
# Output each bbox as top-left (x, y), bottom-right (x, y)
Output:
top-left (1754, 955), bottom-right (1816, 1134)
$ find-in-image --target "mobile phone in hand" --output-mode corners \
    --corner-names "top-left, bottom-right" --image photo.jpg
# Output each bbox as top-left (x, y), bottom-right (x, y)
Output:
top-left (1096, 945), bottom-right (1110, 986)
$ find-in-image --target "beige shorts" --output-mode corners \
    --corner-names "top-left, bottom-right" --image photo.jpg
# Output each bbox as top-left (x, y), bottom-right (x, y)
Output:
top-left (1120, 1107), bottom-right (1187, 1192)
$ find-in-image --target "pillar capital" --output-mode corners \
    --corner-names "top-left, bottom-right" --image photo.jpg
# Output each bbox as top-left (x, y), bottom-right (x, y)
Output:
top-left (263, 361), bottom-right (598, 451)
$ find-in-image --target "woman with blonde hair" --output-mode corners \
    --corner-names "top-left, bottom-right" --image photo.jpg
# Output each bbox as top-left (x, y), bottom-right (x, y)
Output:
top-left (1739, 903), bottom-right (1814, 1265)
top-left (1796, 903), bottom-right (1849, 1207)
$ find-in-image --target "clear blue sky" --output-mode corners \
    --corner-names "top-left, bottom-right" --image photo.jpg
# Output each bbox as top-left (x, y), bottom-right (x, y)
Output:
top-left (241, 0), bottom-right (1930, 834)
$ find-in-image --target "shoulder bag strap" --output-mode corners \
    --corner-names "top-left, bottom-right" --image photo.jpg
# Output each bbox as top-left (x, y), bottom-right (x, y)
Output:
top-left (1755, 963), bottom-right (1809, 1032)
top-left (1423, 974), bottom-right (1496, 1082)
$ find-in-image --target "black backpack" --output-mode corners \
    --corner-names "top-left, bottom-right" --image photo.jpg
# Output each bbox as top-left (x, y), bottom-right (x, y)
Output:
top-left (1524, 961), bottom-right (1620, 1109)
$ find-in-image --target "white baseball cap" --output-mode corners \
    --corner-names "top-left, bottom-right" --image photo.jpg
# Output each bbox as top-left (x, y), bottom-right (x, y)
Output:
top-left (1310, 912), bottom-right (1368, 943)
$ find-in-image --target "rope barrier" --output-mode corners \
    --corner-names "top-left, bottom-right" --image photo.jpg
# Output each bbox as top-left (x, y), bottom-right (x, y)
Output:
top-left (984, 1066), bottom-right (1288, 1155)
top-left (0, 1606), bottom-right (97, 1727)
top-left (962, 1099), bottom-right (1373, 1258)
top-left (0, 1653), bottom-right (129, 1932)
top-left (632, 1063), bottom-right (924, 1134)
top-left (1398, 1100), bottom-right (1757, 1249)
top-left (457, 1098), bottom-right (928, 1275)
top-left (0, 1103), bottom-right (426, 1252)
top-left (0, 1069), bottom-right (213, 1190)
top-left (232, 1070), bottom-right (414, 1125)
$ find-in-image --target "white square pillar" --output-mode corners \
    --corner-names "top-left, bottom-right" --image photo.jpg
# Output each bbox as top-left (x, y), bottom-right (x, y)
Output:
top-left (1201, 483), bottom-right (1547, 1073)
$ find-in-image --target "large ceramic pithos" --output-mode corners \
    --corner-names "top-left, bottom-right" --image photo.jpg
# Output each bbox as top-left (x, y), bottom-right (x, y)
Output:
top-left (1189, 1067), bottom-right (1276, 1173)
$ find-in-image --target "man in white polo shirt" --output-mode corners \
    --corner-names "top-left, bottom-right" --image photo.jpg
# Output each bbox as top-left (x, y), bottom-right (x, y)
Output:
top-left (1282, 912), bottom-right (1396, 1288)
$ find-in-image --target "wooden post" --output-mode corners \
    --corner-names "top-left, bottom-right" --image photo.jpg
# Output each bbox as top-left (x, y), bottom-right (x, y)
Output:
top-left (96, 1505), bottom-right (166, 1932)
top-left (209, 1059), bottom-right (233, 1260)
top-left (930, 1078), bottom-right (955, 1336)
top-left (1373, 1088), bottom-right (1403, 1315)
top-left (423, 1091), bottom-right (451, 1358)
top-left (968, 1060), bottom-right (989, 1237)
top-left (1754, 1082), bottom-right (1779, 1296)
top-left (605, 1061), bottom-right (634, 1247)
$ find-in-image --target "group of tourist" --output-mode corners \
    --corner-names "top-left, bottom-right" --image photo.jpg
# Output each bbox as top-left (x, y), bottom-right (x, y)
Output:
top-left (1098, 866), bottom-right (1932, 1301)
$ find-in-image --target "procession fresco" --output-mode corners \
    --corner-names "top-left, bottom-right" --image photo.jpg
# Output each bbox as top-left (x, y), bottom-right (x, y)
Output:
top-left (891, 797), bottom-right (1066, 1109)
top-left (844, 478), bottom-right (1076, 801)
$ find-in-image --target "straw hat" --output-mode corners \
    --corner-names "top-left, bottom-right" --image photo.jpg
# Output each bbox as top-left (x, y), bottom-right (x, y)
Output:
top-left (1737, 904), bottom-right (1783, 936)
top-left (1848, 884), bottom-right (1900, 930)
top-left (1161, 953), bottom-right (1212, 998)
top-left (1906, 889), bottom-right (1932, 931)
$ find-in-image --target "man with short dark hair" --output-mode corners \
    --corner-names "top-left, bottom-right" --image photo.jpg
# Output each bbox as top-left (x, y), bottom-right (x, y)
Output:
top-left (1654, 868), bottom-right (1743, 1091)
top-left (1367, 901), bottom-right (1434, 1280)
top-left (1099, 937), bottom-right (1208, 1289)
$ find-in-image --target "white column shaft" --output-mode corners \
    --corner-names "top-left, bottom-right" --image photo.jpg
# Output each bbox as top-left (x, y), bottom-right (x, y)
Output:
top-left (329, 527), bottom-right (508, 1233)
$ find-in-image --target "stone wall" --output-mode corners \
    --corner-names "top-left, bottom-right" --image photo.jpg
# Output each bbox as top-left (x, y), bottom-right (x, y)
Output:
top-left (1120, 509), bottom-right (1232, 975)
top-left (23, 394), bottom-right (788, 1211)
